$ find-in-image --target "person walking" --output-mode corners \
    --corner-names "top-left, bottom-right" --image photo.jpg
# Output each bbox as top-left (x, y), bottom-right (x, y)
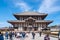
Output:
top-left (14, 32), bottom-right (17, 37)
top-left (39, 31), bottom-right (42, 37)
top-left (5, 31), bottom-right (9, 39)
top-left (44, 34), bottom-right (50, 40)
top-left (58, 31), bottom-right (60, 40)
top-left (9, 31), bottom-right (13, 40)
top-left (32, 32), bottom-right (35, 39)
top-left (0, 32), bottom-right (4, 40)
top-left (20, 32), bottom-right (26, 40)
top-left (22, 32), bottom-right (26, 38)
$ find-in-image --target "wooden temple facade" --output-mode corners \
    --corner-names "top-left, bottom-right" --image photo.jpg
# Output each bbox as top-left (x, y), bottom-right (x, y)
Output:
top-left (8, 12), bottom-right (53, 32)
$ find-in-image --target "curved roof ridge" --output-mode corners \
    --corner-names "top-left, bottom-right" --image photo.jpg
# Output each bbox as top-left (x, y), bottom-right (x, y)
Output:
top-left (14, 11), bottom-right (48, 15)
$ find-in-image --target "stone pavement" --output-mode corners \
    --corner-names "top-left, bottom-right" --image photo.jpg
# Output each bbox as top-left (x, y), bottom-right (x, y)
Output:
top-left (4, 33), bottom-right (58, 40)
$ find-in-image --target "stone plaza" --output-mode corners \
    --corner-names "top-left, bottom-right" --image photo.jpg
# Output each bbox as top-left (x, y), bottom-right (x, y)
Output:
top-left (4, 33), bottom-right (58, 40)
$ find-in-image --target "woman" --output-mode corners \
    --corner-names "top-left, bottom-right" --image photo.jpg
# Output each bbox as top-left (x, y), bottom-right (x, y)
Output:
top-left (44, 34), bottom-right (50, 40)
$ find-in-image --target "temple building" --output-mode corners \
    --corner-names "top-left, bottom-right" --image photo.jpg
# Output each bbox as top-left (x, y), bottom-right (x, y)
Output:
top-left (8, 12), bottom-right (53, 32)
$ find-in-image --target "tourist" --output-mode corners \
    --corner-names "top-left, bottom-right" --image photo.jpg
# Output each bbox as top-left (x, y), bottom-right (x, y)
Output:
top-left (39, 31), bottom-right (42, 37)
top-left (12, 31), bottom-right (14, 37)
top-left (59, 38), bottom-right (60, 40)
top-left (21, 32), bottom-right (26, 40)
top-left (32, 32), bottom-right (35, 39)
top-left (22, 32), bottom-right (26, 38)
top-left (9, 31), bottom-right (13, 40)
top-left (44, 34), bottom-right (50, 40)
top-left (14, 32), bottom-right (17, 37)
top-left (58, 31), bottom-right (60, 40)
top-left (5, 31), bottom-right (9, 39)
top-left (26, 32), bottom-right (29, 37)
top-left (16, 32), bottom-right (20, 38)
top-left (19, 32), bottom-right (22, 38)
top-left (0, 32), bottom-right (4, 40)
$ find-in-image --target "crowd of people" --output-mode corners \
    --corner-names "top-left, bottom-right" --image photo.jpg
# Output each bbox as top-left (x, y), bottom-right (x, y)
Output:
top-left (0, 31), bottom-right (60, 40)
top-left (0, 31), bottom-right (37, 40)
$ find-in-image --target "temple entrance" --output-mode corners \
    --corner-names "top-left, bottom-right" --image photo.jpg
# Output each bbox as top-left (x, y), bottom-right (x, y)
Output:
top-left (23, 26), bottom-right (38, 31)
top-left (34, 27), bottom-right (38, 31)
top-left (27, 27), bottom-right (32, 31)
top-left (27, 27), bottom-right (38, 31)
top-left (23, 27), bottom-right (27, 31)
top-left (23, 27), bottom-right (32, 31)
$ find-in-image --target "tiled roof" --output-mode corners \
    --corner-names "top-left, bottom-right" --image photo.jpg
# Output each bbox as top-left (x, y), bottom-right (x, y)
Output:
top-left (8, 20), bottom-right (53, 23)
top-left (8, 20), bottom-right (25, 22)
top-left (36, 20), bottom-right (53, 22)
top-left (14, 11), bottom-right (47, 15)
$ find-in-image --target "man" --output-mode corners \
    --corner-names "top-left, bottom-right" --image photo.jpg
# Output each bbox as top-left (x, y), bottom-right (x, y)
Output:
top-left (20, 32), bottom-right (26, 40)
top-left (39, 31), bottom-right (42, 37)
top-left (9, 31), bottom-right (13, 40)
top-left (32, 32), bottom-right (35, 39)
top-left (5, 31), bottom-right (9, 39)
top-left (58, 31), bottom-right (60, 40)
top-left (22, 32), bottom-right (26, 38)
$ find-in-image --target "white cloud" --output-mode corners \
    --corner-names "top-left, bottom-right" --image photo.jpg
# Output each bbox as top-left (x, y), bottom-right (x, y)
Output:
top-left (38, 0), bottom-right (60, 13)
top-left (0, 22), bottom-right (12, 27)
top-left (15, 2), bottom-right (31, 11)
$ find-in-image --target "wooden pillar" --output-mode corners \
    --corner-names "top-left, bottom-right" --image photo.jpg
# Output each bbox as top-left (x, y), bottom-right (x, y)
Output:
top-left (20, 23), bottom-right (23, 31)
top-left (15, 24), bottom-right (17, 27)
top-left (20, 17), bottom-right (21, 20)
top-left (18, 24), bottom-right (20, 31)
top-left (14, 24), bottom-right (18, 32)
top-left (34, 23), bottom-right (36, 27)
top-left (36, 23), bottom-right (37, 27)
top-left (38, 23), bottom-right (41, 31)
top-left (25, 23), bottom-right (27, 27)
top-left (19, 17), bottom-right (20, 20)
top-left (36, 24), bottom-right (37, 26)
top-left (34, 23), bottom-right (35, 27)
top-left (46, 24), bottom-right (47, 28)
top-left (24, 23), bottom-right (25, 27)
top-left (26, 23), bottom-right (28, 31)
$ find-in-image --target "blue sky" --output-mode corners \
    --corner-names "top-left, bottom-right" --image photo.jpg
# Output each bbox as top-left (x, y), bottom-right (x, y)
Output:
top-left (0, 0), bottom-right (60, 27)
